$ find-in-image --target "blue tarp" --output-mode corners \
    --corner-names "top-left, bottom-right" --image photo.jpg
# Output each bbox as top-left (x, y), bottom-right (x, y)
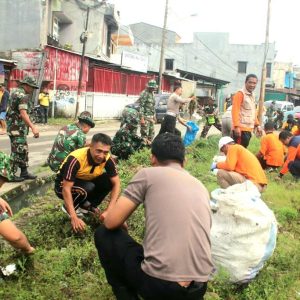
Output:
top-left (183, 121), bottom-right (199, 146)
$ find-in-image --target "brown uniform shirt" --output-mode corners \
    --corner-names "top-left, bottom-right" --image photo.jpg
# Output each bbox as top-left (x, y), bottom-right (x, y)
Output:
top-left (167, 93), bottom-right (191, 115)
top-left (123, 163), bottom-right (213, 282)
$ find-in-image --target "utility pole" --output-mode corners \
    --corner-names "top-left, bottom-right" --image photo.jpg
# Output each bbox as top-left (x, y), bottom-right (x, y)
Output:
top-left (74, 6), bottom-right (90, 119)
top-left (258, 0), bottom-right (272, 125)
top-left (158, 0), bottom-right (169, 94)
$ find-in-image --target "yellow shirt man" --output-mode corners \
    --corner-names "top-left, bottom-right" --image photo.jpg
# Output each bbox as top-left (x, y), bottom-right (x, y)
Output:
top-left (39, 92), bottom-right (50, 107)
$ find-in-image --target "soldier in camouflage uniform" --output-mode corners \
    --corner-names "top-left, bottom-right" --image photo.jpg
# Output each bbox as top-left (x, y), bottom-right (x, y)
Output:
top-left (112, 109), bottom-right (149, 160)
top-left (6, 76), bottom-right (40, 182)
top-left (139, 80), bottom-right (157, 142)
top-left (120, 106), bottom-right (139, 128)
top-left (120, 107), bottom-right (140, 134)
top-left (47, 111), bottom-right (95, 172)
top-left (0, 151), bottom-right (35, 253)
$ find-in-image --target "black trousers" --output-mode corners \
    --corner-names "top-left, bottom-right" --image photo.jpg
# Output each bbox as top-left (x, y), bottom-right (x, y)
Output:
top-left (40, 105), bottom-right (49, 124)
top-left (256, 155), bottom-right (278, 170)
top-left (288, 160), bottom-right (300, 178)
top-left (231, 130), bottom-right (252, 148)
top-left (55, 173), bottom-right (112, 209)
top-left (94, 226), bottom-right (207, 300)
top-left (159, 114), bottom-right (181, 136)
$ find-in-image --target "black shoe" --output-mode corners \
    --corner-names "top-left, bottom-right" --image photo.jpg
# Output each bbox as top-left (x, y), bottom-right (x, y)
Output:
top-left (21, 173), bottom-right (37, 180)
top-left (9, 176), bottom-right (25, 183)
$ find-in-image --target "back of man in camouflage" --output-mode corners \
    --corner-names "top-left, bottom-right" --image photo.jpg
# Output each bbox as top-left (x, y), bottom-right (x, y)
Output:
top-left (6, 76), bottom-right (40, 182)
top-left (47, 111), bottom-right (95, 172)
top-left (112, 108), bottom-right (149, 160)
top-left (139, 80), bottom-right (157, 142)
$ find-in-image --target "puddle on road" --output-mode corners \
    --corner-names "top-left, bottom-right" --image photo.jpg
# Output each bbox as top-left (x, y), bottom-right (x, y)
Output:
top-left (8, 181), bottom-right (53, 214)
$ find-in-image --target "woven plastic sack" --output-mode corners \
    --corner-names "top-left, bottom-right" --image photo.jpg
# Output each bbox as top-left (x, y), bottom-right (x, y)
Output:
top-left (183, 121), bottom-right (199, 146)
top-left (210, 181), bottom-right (277, 283)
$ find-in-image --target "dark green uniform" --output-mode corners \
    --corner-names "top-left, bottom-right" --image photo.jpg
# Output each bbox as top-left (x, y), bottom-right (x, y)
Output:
top-left (47, 123), bottom-right (86, 172)
top-left (6, 88), bottom-right (33, 175)
top-left (139, 89), bottom-right (155, 141)
top-left (112, 109), bottom-right (146, 160)
top-left (111, 127), bottom-right (145, 160)
top-left (120, 107), bottom-right (139, 128)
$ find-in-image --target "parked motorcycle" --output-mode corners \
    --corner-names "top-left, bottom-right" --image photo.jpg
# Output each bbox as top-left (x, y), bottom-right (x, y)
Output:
top-left (30, 105), bottom-right (44, 124)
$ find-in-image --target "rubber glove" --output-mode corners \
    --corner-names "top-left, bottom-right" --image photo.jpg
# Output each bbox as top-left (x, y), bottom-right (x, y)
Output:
top-left (210, 162), bottom-right (217, 171)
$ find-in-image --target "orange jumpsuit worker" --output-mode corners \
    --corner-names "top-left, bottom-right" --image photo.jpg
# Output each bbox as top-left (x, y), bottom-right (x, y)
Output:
top-left (256, 122), bottom-right (285, 171)
top-left (211, 136), bottom-right (267, 192)
top-left (277, 131), bottom-right (300, 180)
top-left (292, 119), bottom-right (300, 136)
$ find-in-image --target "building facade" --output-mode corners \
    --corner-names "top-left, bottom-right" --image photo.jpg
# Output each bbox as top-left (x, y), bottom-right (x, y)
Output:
top-left (118, 25), bottom-right (277, 109)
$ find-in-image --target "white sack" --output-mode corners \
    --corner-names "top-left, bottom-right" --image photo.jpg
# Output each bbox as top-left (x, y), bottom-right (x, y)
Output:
top-left (210, 181), bottom-right (277, 283)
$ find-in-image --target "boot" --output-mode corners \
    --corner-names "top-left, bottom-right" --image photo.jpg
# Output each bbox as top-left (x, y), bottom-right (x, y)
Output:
top-left (20, 167), bottom-right (37, 180)
top-left (9, 175), bottom-right (25, 182)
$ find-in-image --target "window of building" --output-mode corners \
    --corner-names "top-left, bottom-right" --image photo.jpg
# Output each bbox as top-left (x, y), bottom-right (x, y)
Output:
top-left (165, 59), bottom-right (174, 71)
top-left (52, 16), bottom-right (59, 40)
top-left (237, 61), bottom-right (247, 74)
top-left (266, 62), bottom-right (272, 78)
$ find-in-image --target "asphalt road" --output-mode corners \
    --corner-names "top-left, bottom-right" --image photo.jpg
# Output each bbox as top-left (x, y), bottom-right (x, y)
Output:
top-left (0, 120), bottom-right (187, 172)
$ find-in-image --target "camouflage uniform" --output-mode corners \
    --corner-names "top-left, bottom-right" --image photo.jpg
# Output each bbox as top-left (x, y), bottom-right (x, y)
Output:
top-left (47, 123), bottom-right (87, 172)
top-left (112, 109), bottom-right (146, 160)
top-left (6, 87), bottom-right (33, 175)
top-left (0, 151), bottom-right (12, 221)
top-left (111, 128), bottom-right (146, 160)
top-left (0, 151), bottom-right (12, 181)
top-left (139, 89), bottom-right (155, 141)
top-left (120, 107), bottom-right (139, 129)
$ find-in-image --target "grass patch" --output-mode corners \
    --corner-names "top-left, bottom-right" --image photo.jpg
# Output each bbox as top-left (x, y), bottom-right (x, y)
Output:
top-left (47, 118), bottom-right (118, 126)
top-left (0, 137), bottom-right (299, 299)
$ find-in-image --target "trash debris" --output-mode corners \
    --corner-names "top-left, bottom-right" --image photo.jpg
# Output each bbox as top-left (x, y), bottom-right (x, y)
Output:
top-left (0, 264), bottom-right (17, 276)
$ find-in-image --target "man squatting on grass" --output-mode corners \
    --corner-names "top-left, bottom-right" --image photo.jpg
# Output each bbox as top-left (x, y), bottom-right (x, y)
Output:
top-left (54, 133), bottom-right (120, 233)
top-left (211, 136), bottom-right (268, 192)
top-left (95, 133), bottom-right (213, 300)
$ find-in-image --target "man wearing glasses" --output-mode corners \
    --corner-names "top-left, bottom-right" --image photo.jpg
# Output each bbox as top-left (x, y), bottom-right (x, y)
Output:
top-left (54, 133), bottom-right (120, 233)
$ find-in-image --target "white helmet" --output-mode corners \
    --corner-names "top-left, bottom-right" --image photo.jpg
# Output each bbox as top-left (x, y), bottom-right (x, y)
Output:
top-left (218, 136), bottom-right (234, 150)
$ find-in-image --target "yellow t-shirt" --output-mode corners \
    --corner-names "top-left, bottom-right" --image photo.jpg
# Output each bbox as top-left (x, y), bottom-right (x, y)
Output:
top-left (39, 93), bottom-right (50, 106)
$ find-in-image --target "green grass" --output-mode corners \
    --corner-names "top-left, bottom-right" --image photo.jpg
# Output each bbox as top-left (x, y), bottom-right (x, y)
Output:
top-left (0, 137), bottom-right (299, 300)
top-left (47, 118), bottom-right (118, 126)
top-left (47, 117), bottom-right (75, 126)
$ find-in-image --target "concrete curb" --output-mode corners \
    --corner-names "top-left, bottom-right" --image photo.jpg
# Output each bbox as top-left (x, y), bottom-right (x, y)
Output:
top-left (1, 172), bottom-right (55, 202)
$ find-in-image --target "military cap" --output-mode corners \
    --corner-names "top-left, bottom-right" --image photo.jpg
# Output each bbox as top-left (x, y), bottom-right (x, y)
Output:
top-left (19, 76), bottom-right (39, 89)
top-left (147, 79), bottom-right (158, 89)
top-left (78, 111), bottom-right (95, 128)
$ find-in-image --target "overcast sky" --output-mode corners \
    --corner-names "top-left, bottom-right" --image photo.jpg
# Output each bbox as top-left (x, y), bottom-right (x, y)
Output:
top-left (111, 0), bottom-right (300, 65)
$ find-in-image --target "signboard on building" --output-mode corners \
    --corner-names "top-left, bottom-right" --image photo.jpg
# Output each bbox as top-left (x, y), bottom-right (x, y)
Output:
top-left (12, 52), bottom-right (42, 70)
top-left (121, 51), bottom-right (148, 73)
